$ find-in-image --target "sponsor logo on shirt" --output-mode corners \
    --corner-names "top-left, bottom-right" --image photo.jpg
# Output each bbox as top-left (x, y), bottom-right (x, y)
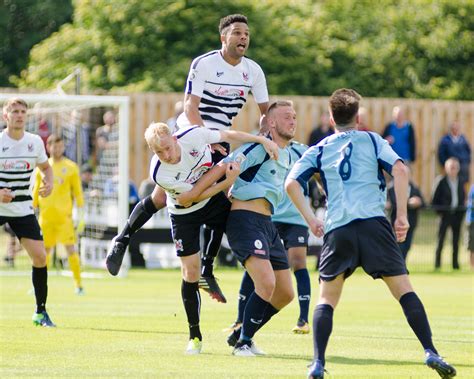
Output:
top-left (214, 87), bottom-right (244, 98)
top-left (254, 239), bottom-right (263, 249)
top-left (242, 72), bottom-right (249, 81)
top-left (2, 146), bottom-right (9, 152)
top-left (28, 143), bottom-right (33, 152)
top-left (1, 160), bottom-right (31, 171)
top-left (216, 71), bottom-right (224, 77)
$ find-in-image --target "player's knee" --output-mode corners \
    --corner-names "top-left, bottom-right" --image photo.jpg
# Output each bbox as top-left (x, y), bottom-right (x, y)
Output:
top-left (255, 279), bottom-right (276, 301)
top-left (290, 256), bottom-right (306, 271)
top-left (181, 263), bottom-right (200, 282)
top-left (281, 286), bottom-right (295, 306)
top-left (32, 249), bottom-right (47, 267)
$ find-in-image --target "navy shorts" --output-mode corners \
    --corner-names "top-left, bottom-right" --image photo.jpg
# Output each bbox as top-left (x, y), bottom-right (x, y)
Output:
top-left (170, 192), bottom-right (230, 257)
top-left (274, 222), bottom-right (309, 249)
top-left (0, 215), bottom-right (43, 241)
top-left (319, 217), bottom-right (407, 281)
top-left (226, 210), bottom-right (289, 270)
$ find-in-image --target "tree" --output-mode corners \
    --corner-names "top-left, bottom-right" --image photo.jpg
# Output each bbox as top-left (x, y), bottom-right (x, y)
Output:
top-left (0, 0), bottom-right (73, 87)
top-left (13, 0), bottom-right (474, 100)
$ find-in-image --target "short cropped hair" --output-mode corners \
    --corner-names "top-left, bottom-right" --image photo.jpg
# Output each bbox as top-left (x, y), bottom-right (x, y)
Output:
top-left (144, 122), bottom-right (171, 148)
top-left (329, 89), bottom-right (361, 126)
top-left (219, 14), bottom-right (248, 34)
top-left (3, 97), bottom-right (28, 114)
top-left (46, 134), bottom-right (63, 145)
top-left (267, 100), bottom-right (294, 116)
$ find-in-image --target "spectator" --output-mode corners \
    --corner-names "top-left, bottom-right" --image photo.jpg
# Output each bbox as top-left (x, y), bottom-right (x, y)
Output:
top-left (437, 120), bottom-right (471, 186)
top-left (357, 106), bottom-right (370, 131)
top-left (166, 101), bottom-right (184, 134)
top-left (63, 109), bottom-right (92, 165)
top-left (432, 157), bottom-right (466, 270)
top-left (382, 105), bottom-right (416, 164)
top-left (386, 168), bottom-right (425, 260)
top-left (103, 174), bottom-right (139, 213)
top-left (467, 185), bottom-right (474, 271)
top-left (307, 111), bottom-right (333, 146)
top-left (80, 163), bottom-right (94, 191)
top-left (96, 111), bottom-right (118, 165)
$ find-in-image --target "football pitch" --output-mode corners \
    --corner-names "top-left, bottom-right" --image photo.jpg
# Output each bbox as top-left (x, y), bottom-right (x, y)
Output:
top-left (0, 267), bottom-right (472, 378)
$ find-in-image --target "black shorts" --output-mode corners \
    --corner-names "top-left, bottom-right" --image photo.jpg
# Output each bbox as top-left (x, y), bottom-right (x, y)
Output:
top-left (320, 217), bottom-right (407, 281)
top-left (169, 192), bottom-right (230, 257)
top-left (274, 222), bottom-right (309, 249)
top-left (0, 215), bottom-right (43, 241)
top-left (226, 210), bottom-right (289, 270)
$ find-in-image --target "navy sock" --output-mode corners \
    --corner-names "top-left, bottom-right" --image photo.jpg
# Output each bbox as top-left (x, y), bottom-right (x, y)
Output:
top-left (313, 304), bottom-right (334, 366)
top-left (181, 280), bottom-right (202, 340)
top-left (294, 268), bottom-right (311, 322)
top-left (240, 292), bottom-right (269, 341)
top-left (32, 266), bottom-right (48, 313)
top-left (117, 196), bottom-right (158, 243)
top-left (257, 304), bottom-right (279, 331)
top-left (201, 227), bottom-right (224, 277)
top-left (399, 292), bottom-right (437, 354)
top-left (237, 271), bottom-right (255, 323)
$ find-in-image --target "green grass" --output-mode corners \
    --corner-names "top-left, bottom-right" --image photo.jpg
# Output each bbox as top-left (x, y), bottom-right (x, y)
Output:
top-left (0, 267), bottom-right (472, 378)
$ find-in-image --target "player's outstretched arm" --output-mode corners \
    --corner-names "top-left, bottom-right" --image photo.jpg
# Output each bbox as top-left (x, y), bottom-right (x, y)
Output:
top-left (177, 162), bottom-right (240, 207)
top-left (219, 130), bottom-right (279, 160)
top-left (286, 178), bottom-right (324, 237)
top-left (36, 161), bottom-right (53, 197)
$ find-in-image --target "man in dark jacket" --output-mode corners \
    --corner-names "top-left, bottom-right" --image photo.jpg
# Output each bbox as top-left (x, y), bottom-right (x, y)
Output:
top-left (432, 157), bottom-right (466, 270)
top-left (437, 120), bottom-right (471, 186)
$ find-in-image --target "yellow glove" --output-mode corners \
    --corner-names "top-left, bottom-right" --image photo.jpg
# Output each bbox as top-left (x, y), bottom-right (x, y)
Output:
top-left (75, 208), bottom-right (85, 235)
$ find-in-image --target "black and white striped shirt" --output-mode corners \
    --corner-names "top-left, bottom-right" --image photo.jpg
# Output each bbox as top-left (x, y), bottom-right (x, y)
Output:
top-left (177, 50), bottom-right (268, 131)
top-left (0, 131), bottom-right (47, 217)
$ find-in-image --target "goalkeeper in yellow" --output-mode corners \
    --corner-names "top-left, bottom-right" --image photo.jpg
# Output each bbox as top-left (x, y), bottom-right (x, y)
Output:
top-left (33, 135), bottom-right (85, 294)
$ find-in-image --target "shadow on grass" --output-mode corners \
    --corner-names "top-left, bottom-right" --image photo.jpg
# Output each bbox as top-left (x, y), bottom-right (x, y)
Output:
top-left (327, 355), bottom-right (471, 369)
top-left (338, 333), bottom-right (471, 345)
top-left (63, 326), bottom-right (188, 336)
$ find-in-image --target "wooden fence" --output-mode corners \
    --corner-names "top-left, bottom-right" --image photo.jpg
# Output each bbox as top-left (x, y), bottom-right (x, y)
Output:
top-left (128, 93), bottom-right (473, 199)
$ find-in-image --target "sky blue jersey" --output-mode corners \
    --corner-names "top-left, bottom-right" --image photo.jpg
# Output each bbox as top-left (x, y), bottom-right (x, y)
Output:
top-left (287, 130), bottom-right (402, 233)
top-left (272, 141), bottom-right (309, 227)
top-left (224, 141), bottom-right (291, 214)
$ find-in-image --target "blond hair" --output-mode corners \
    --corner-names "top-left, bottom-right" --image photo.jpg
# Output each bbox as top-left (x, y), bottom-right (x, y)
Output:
top-left (3, 97), bottom-right (28, 115)
top-left (144, 122), bottom-right (172, 148)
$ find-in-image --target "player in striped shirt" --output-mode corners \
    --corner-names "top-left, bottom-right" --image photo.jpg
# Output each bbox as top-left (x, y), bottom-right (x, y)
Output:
top-left (0, 98), bottom-right (55, 327)
top-left (107, 14), bottom-right (269, 303)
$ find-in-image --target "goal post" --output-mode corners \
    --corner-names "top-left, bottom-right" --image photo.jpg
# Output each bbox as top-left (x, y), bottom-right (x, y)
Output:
top-left (0, 92), bottom-right (130, 270)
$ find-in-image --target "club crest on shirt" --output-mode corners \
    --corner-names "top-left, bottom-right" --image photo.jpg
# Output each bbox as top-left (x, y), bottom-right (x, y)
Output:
top-left (28, 143), bottom-right (33, 152)
top-left (242, 72), bottom-right (249, 81)
top-left (189, 149), bottom-right (199, 158)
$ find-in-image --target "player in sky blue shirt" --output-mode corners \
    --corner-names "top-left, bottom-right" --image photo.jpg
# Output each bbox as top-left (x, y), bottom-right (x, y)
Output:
top-left (286, 88), bottom-right (456, 379)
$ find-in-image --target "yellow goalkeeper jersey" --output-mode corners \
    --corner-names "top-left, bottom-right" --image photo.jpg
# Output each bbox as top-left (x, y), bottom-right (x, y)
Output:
top-left (33, 157), bottom-right (84, 222)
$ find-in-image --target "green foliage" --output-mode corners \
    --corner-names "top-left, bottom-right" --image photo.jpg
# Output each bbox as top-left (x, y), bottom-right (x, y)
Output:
top-left (12, 0), bottom-right (474, 99)
top-left (0, 0), bottom-right (73, 87)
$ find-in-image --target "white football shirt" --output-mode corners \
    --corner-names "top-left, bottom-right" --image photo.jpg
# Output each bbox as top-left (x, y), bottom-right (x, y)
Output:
top-left (0, 131), bottom-right (48, 217)
top-left (177, 50), bottom-right (269, 131)
top-left (149, 126), bottom-right (221, 215)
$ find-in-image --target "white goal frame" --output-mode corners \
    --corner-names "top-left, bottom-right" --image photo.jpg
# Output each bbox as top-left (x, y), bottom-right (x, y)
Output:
top-left (0, 92), bottom-right (131, 239)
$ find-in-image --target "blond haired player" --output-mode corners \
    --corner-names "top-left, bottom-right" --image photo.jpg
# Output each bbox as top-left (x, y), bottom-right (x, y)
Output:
top-left (33, 135), bottom-right (85, 294)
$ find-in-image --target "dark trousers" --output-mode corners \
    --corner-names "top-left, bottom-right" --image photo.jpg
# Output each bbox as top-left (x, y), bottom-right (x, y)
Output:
top-left (435, 212), bottom-right (464, 269)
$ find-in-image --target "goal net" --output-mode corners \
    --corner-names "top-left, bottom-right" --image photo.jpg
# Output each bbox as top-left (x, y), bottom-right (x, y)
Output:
top-left (0, 93), bottom-right (130, 272)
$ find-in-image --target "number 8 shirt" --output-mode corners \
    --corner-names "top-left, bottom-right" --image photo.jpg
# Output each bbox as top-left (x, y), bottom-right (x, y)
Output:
top-left (287, 131), bottom-right (401, 233)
